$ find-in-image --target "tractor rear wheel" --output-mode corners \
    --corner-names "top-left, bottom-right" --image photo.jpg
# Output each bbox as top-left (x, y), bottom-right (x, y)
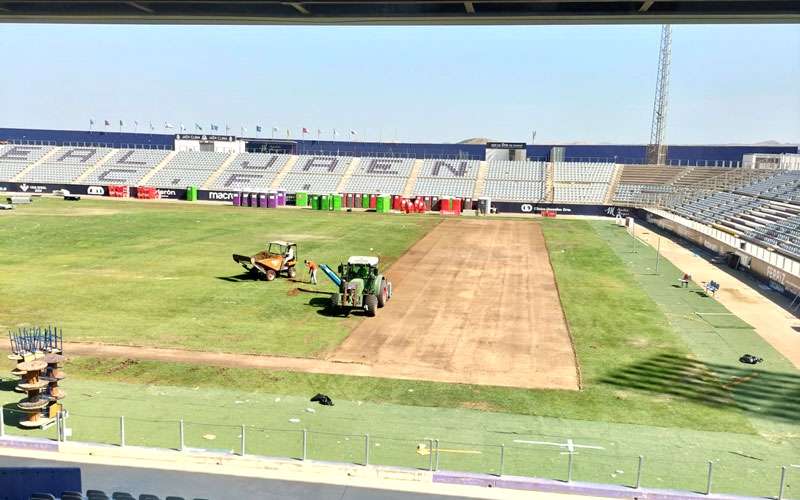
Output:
top-left (287, 267), bottom-right (297, 279)
top-left (365, 294), bottom-right (378, 317)
top-left (265, 269), bottom-right (277, 281)
top-left (377, 281), bottom-right (388, 308)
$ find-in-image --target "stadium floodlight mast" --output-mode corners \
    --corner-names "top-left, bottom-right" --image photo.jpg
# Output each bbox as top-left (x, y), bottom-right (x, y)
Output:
top-left (646, 25), bottom-right (672, 165)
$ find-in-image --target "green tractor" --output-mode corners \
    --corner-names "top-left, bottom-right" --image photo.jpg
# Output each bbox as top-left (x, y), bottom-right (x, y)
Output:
top-left (321, 256), bottom-right (392, 317)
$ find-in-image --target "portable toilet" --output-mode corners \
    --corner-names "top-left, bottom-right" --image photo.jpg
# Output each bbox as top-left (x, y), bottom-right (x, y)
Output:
top-left (439, 197), bottom-right (451, 212)
top-left (477, 197), bottom-right (491, 215)
top-left (310, 194), bottom-right (320, 210)
top-left (353, 193), bottom-right (362, 208)
top-left (361, 193), bottom-right (370, 209)
top-left (369, 194), bottom-right (377, 209)
top-left (233, 192), bottom-right (241, 207)
top-left (331, 194), bottom-right (343, 211)
top-left (295, 192), bottom-right (308, 207)
top-left (267, 191), bottom-right (278, 208)
top-left (452, 198), bottom-right (463, 214)
top-left (258, 192), bottom-right (268, 208)
top-left (186, 186), bottom-right (198, 201)
top-left (277, 190), bottom-right (286, 206)
top-left (320, 195), bottom-right (331, 211)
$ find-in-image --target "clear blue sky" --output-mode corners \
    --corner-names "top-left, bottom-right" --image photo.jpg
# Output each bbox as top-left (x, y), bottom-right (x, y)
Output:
top-left (0, 23), bottom-right (797, 144)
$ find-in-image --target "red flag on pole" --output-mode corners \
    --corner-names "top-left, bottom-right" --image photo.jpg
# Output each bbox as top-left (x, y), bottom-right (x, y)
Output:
top-left (302, 127), bottom-right (309, 134)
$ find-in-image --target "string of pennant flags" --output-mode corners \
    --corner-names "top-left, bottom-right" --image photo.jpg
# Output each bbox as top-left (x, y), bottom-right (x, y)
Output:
top-left (87, 119), bottom-right (360, 140)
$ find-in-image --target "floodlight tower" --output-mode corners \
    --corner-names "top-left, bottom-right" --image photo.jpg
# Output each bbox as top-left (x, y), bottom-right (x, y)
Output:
top-left (646, 25), bottom-right (672, 165)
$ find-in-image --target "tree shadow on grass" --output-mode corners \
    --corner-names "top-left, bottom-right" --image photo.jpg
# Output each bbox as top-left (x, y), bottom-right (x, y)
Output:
top-left (601, 352), bottom-right (800, 424)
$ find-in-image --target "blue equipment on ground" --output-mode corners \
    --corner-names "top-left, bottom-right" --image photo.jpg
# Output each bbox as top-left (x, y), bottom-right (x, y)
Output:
top-left (319, 264), bottom-right (342, 287)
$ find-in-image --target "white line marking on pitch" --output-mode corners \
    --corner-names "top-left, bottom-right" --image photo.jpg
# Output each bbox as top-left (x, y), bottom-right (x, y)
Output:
top-left (513, 438), bottom-right (605, 454)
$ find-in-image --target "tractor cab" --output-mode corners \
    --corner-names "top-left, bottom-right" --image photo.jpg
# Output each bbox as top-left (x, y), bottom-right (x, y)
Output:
top-left (267, 240), bottom-right (296, 264)
top-left (338, 256), bottom-right (379, 281)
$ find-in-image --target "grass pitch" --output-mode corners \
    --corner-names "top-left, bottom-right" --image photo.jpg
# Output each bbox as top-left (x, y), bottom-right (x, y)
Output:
top-left (1, 199), bottom-right (799, 497)
top-left (0, 198), bottom-right (437, 356)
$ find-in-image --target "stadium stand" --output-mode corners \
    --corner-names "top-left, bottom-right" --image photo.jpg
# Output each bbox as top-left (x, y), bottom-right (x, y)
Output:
top-left (736, 170), bottom-right (800, 202)
top-left (206, 153), bottom-right (290, 191)
top-left (612, 166), bottom-right (683, 203)
top-left (0, 145), bottom-right (55, 181)
top-left (418, 159), bottom-right (479, 178)
top-left (413, 177), bottom-right (476, 198)
top-left (672, 167), bottom-right (735, 187)
top-left (486, 161), bottom-right (546, 181)
top-left (277, 155), bottom-right (353, 194)
top-left (553, 184), bottom-right (609, 203)
top-left (552, 161), bottom-right (615, 203)
top-left (345, 175), bottom-right (408, 194)
top-left (553, 162), bottom-right (615, 183)
top-left (482, 161), bottom-right (546, 201)
top-left (19, 147), bottom-right (113, 183)
top-left (483, 180), bottom-right (545, 201)
top-left (82, 149), bottom-right (171, 186)
top-left (663, 187), bottom-right (800, 258)
top-left (147, 151), bottom-right (230, 188)
top-left (343, 157), bottom-right (414, 195)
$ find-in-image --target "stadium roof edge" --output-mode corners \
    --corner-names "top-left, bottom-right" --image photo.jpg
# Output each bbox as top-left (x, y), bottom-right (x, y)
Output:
top-left (0, 1), bottom-right (798, 26)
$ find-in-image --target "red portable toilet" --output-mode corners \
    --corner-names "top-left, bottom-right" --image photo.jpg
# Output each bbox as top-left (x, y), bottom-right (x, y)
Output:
top-left (354, 193), bottom-right (362, 208)
top-left (439, 197), bottom-right (451, 213)
top-left (345, 193), bottom-right (353, 208)
top-left (415, 198), bottom-right (426, 213)
top-left (452, 198), bottom-right (463, 214)
top-left (392, 195), bottom-right (402, 210)
top-left (369, 194), bottom-right (377, 209)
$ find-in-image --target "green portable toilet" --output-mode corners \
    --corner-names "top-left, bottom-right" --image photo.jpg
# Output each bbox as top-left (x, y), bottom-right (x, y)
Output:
top-left (320, 195), bottom-right (331, 211)
top-left (376, 195), bottom-right (391, 213)
top-left (361, 193), bottom-right (370, 209)
top-left (310, 194), bottom-right (320, 210)
top-left (296, 192), bottom-right (308, 207)
top-left (186, 186), bottom-right (198, 201)
top-left (331, 194), bottom-right (343, 211)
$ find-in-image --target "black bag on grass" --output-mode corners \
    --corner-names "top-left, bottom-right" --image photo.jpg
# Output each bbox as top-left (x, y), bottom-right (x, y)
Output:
top-left (311, 393), bottom-right (334, 406)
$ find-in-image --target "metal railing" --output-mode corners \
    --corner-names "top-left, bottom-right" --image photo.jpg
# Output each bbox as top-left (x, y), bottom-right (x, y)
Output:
top-left (0, 407), bottom-right (794, 499)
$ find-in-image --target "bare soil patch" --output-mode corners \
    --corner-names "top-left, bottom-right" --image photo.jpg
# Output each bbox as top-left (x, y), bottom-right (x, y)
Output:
top-left (330, 219), bottom-right (580, 390)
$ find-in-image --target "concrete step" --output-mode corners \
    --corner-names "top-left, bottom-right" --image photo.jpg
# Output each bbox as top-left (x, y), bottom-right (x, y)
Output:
top-left (335, 157), bottom-right (361, 193)
top-left (201, 151), bottom-right (239, 189)
top-left (472, 161), bottom-right (488, 199)
top-left (270, 155), bottom-right (299, 189)
top-left (403, 159), bottom-right (424, 197)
